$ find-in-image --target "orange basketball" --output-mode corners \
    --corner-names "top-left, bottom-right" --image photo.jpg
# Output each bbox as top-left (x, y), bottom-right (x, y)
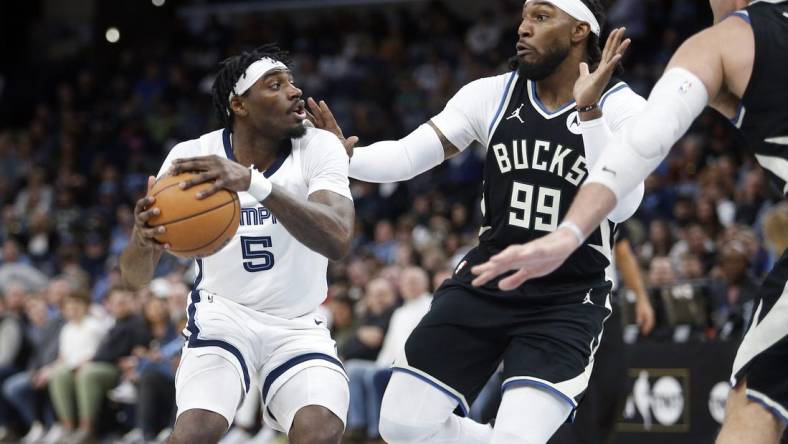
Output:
top-left (147, 172), bottom-right (240, 258)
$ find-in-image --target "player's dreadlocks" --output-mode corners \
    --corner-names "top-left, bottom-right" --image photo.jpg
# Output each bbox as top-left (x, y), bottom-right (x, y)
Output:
top-left (211, 43), bottom-right (292, 132)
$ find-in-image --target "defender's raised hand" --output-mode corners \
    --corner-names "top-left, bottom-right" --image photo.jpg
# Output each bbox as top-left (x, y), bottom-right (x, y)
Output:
top-left (307, 97), bottom-right (359, 157)
top-left (132, 175), bottom-right (168, 250)
top-left (573, 27), bottom-right (631, 108)
top-left (169, 155), bottom-right (251, 199)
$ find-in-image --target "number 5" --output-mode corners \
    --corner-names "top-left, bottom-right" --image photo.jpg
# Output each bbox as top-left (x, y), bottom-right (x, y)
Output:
top-left (240, 236), bottom-right (274, 272)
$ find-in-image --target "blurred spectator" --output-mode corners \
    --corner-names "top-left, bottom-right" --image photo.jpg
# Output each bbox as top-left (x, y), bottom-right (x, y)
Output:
top-left (2, 295), bottom-right (64, 443)
top-left (115, 294), bottom-right (180, 443)
top-left (669, 223), bottom-right (717, 274)
top-left (710, 241), bottom-right (758, 339)
top-left (0, 239), bottom-right (48, 292)
top-left (0, 282), bottom-right (30, 441)
top-left (339, 279), bottom-right (397, 361)
top-left (369, 221), bottom-right (399, 265)
top-left (47, 290), bottom-right (107, 443)
top-left (637, 220), bottom-right (674, 268)
top-left (648, 257), bottom-right (677, 288)
top-left (763, 203), bottom-right (788, 254)
top-left (345, 267), bottom-right (432, 442)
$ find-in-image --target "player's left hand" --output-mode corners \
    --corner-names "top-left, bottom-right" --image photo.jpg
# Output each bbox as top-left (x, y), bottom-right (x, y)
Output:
top-left (573, 27), bottom-right (631, 108)
top-left (471, 229), bottom-right (578, 290)
top-left (306, 97), bottom-right (359, 157)
top-left (635, 296), bottom-right (656, 336)
top-left (169, 155), bottom-right (251, 199)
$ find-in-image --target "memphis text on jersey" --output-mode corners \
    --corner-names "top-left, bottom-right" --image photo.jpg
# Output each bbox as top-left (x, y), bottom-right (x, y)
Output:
top-left (240, 206), bottom-right (278, 227)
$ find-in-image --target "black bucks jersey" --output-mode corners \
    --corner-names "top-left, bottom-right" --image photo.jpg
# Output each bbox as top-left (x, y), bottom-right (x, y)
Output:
top-left (732, 1), bottom-right (788, 197)
top-left (432, 70), bottom-right (646, 296)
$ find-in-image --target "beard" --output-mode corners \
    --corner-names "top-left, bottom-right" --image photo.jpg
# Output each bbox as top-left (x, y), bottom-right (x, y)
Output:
top-left (284, 121), bottom-right (307, 139)
top-left (514, 43), bottom-right (570, 81)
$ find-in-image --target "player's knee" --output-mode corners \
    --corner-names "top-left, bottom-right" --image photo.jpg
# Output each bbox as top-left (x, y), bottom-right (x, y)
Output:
top-left (168, 409), bottom-right (227, 444)
top-left (379, 415), bottom-right (439, 444)
top-left (379, 399), bottom-right (442, 444)
top-left (289, 406), bottom-right (343, 444)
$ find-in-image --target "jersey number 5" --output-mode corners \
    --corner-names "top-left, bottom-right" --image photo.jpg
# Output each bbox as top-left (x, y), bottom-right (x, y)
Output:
top-left (240, 236), bottom-right (275, 272)
top-left (508, 182), bottom-right (561, 232)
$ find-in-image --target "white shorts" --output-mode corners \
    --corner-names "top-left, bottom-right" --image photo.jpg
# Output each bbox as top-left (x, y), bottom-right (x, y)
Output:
top-left (175, 290), bottom-right (349, 432)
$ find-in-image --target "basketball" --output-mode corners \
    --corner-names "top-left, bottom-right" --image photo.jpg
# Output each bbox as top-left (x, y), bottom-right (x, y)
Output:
top-left (147, 173), bottom-right (240, 258)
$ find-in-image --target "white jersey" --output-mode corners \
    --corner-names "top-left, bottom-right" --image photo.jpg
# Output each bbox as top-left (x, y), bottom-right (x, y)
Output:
top-left (157, 127), bottom-right (352, 319)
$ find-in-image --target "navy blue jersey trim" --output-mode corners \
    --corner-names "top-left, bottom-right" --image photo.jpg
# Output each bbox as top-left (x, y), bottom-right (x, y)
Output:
top-left (529, 80), bottom-right (576, 117)
top-left (746, 394), bottom-right (788, 424)
top-left (488, 71), bottom-right (518, 134)
top-left (599, 83), bottom-right (629, 108)
top-left (501, 378), bottom-right (578, 410)
top-left (222, 129), bottom-right (235, 161)
top-left (391, 367), bottom-right (469, 416)
top-left (222, 128), bottom-right (291, 178)
top-left (262, 352), bottom-right (345, 401)
top-left (186, 260), bottom-right (251, 392)
top-left (729, 10), bottom-right (752, 24)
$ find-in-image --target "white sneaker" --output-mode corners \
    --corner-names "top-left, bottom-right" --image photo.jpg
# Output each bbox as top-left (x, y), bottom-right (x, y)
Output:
top-left (108, 380), bottom-right (138, 404)
top-left (219, 428), bottom-right (251, 444)
top-left (22, 421), bottom-right (46, 443)
top-left (41, 424), bottom-right (68, 444)
top-left (248, 427), bottom-right (278, 444)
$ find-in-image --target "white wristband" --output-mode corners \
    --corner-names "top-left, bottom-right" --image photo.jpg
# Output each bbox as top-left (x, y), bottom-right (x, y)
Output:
top-left (247, 167), bottom-right (273, 201)
top-left (558, 221), bottom-right (585, 247)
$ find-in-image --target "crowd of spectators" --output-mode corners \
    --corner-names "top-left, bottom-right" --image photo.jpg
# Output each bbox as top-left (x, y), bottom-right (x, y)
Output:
top-left (0, 0), bottom-right (786, 442)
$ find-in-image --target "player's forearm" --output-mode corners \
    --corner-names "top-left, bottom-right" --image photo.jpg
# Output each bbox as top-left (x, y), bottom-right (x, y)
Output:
top-left (119, 230), bottom-right (162, 290)
top-left (580, 116), bottom-right (643, 222)
top-left (563, 184), bottom-right (618, 240)
top-left (263, 187), bottom-right (354, 261)
top-left (348, 123), bottom-right (445, 183)
top-left (616, 241), bottom-right (648, 299)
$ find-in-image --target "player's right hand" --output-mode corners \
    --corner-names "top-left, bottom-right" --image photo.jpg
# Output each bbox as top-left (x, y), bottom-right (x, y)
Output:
top-left (306, 97), bottom-right (359, 157)
top-left (573, 27), bottom-right (631, 108)
top-left (132, 175), bottom-right (169, 251)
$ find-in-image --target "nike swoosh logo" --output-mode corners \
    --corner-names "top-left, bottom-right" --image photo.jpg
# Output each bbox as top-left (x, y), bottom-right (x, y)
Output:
top-left (314, 319), bottom-right (324, 325)
top-left (765, 136), bottom-right (788, 145)
top-left (602, 166), bottom-right (617, 176)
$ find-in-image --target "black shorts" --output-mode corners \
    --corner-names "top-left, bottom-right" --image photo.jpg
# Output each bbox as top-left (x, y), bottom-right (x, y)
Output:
top-left (392, 271), bottom-right (612, 420)
top-left (731, 249), bottom-right (788, 424)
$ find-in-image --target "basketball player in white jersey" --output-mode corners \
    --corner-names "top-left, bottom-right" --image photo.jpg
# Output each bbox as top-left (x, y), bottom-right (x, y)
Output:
top-left (309, 1), bottom-right (647, 442)
top-left (120, 44), bottom-right (354, 444)
top-left (472, 1), bottom-right (788, 443)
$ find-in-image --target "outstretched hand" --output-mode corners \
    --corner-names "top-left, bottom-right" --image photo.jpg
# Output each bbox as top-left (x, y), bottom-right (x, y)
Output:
top-left (471, 228), bottom-right (579, 290)
top-left (307, 97), bottom-right (359, 157)
top-left (573, 27), bottom-right (631, 108)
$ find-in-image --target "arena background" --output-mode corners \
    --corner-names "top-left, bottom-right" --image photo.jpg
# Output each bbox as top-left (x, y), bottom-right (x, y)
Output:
top-left (0, 0), bottom-right (785, 443)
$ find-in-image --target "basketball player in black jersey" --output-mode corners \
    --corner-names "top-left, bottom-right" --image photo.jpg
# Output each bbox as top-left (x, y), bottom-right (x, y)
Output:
top-left (473, 1), bottom-right (788, 443)
top-left (309, 1), bottom-right (648, 442)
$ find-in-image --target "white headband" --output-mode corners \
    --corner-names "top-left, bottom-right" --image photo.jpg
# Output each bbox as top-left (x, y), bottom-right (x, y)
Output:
top-left (526, 0), bottom-right (601, 36)
top-left (228, 57), bottom-right (288, 103)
